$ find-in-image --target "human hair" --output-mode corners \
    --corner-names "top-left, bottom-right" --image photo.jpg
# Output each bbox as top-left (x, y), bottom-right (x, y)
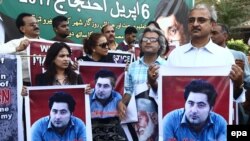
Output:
top-left (44, 42), bottom-right (80, 85)
top-left (217, 23), bottom-right (229, 34)
top-left (16, 12), bottom-right (33, 34)
top-left (139, 26), bottom-right (167, 56)
top-left (52, 15), bottom-right (68, 28)
top-left (124, 26), bottom-right (137, 35)
top-left (192, 3), bottom-right (217, 22)
top-left (147, 21), bottom-right (161, 29)
top-left (94, 69), bottom-right (117, 87)
top-left (155, 0), bottom-right (189, 42)
top-left (49, 91), bottom-right (76, 113)
top-left (83, 32), bottom-right (105, 55)
top-left (101, 24), bottom-right (114, 33)
top-left (184, 79), bottom-right (217, 107)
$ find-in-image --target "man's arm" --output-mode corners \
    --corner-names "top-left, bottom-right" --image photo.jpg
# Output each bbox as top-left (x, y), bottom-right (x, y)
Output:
top-left (0, 39), bottom-right (29, 54)
top-left (229, 64), bottom-right (245, 101)
top-left (118, 93), bottom-right (131, 120)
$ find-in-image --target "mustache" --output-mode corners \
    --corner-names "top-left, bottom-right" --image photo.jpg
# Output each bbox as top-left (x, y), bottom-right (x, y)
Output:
top-left (34, 27), bottom-right (40, 31)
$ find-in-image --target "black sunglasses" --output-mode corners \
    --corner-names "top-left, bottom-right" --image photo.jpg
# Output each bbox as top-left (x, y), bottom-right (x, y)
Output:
top-left (97, 42), bottom-right (109, 48)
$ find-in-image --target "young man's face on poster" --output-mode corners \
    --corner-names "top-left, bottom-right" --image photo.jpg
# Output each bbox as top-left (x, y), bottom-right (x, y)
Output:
top-left (184, 92), bottom-right (211, 125)
top-left (50, 102), bottom-right (71, 128)
top-left (95, 77), bottom-right (112, 100)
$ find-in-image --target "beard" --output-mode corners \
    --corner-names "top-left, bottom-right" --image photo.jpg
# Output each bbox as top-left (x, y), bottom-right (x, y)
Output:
top-left (137, 117), bottom-right (155, 141)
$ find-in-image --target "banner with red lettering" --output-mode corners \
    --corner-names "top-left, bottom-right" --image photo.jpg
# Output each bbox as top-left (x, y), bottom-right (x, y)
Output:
top-left (25, 85), bottom-right (92, 141)
top-left (158, 67), bottom-right (233, 140)
top-left (0, 54), bottom-right (23, 141)
top-left (29, 39), bottom-right (83, 86)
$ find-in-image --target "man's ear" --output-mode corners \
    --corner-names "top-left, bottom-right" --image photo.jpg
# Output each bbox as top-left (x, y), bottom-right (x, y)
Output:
top-left (211, 21), bottom-right (217, 27)
top-left (223, 32), bottom-right (228, 40)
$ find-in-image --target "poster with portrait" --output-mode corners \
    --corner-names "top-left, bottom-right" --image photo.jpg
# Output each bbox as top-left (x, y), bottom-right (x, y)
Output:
top-left (28, 39), bottom-right (83, 86)
top-left (79, 61), bottom-right (137, 123)
top-left (79, 61), bottom-right (126, 94)
top-left (25, 85), bottom-right (92, 141)
top-left (158, 67), bottom-right (233, 140)
top-left (0, 55), bottom-right (23, 141)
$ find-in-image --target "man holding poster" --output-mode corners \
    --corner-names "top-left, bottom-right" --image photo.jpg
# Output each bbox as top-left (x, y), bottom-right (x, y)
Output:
top-left (163, 79), bottom-right (227, 141)
top-left (90, 69), bottom-right (127, 140)
top-left (31, 91), bottom-right (86, 141)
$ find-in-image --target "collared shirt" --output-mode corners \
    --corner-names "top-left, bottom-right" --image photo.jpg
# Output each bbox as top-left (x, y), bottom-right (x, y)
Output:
top-left (163, 108), bottom-right (227, 141)
top-left (166, 40), bottom-right (235, 67)
top-left (31, 116), bottom-right (86, 141)
top-left (125, 56), bottom-right (167, 95)
top-left (117, 40), bottom-right (130, 51)
top-left (165, 40), bottom-right (245, 102)
top-left (90, 90), bottom-right (122, 119)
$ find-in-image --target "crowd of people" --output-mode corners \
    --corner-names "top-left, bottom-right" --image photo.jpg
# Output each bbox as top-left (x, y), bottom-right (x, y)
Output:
top-left (1, 1), bottom-right (250, 141)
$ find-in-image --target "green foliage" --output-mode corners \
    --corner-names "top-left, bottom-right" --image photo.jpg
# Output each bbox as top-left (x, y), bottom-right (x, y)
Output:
top-left (227, 39), bottom-right (250, 54)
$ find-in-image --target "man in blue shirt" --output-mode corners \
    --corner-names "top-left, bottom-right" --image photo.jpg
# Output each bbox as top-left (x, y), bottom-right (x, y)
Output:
top-left (31, 91), bottom-right (86, 141)
top-left (163, 79), bottom-right (227, 141)
top-left (90, 69), bottom-right (127, 140)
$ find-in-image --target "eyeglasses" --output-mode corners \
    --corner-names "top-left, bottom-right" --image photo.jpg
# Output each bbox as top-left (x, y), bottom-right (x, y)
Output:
top-left (142, 37), bottom-right (158, 43)
top-left (188, 17), bottom-right (211, 24)
top-left (97, 42), bottom-right (109, 48)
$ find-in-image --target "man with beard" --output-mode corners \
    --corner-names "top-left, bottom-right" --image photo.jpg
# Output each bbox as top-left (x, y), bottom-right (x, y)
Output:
top-left (51, 15), bottom-right (74, 43)
top-left (31, 91), bottom-right (86, 141)
top-left (163, 79), bottom-right (227, 141)
top-left (90, 69), bottom-right (127, 141)
top-left (134, 98), bottom-right (158, 141)
top-left (101, 24), bottom-right (118, 50)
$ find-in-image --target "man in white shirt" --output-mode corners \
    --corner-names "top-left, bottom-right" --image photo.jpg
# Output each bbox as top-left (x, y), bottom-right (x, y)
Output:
top-left (148, 3), bottom-right (245, 102)
top-left (3, 12), bottom-right (44, 85)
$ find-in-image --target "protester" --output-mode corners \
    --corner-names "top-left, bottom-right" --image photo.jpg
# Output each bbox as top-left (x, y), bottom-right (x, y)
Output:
top-left (211, 23), bottom-right (250, 124)
top-left (77, 32), bottom-right (109, 62)
top-left (163, 79), bottom-right (227, 141)
top-left (51, 15), bottom-right (74, 43)
top-left (101, 24), bottom-right (118, 50)
top-left (3, 12), bottom-right (45, 86)
top-left (151, 3), bottom-right (245, 103)
top-left (35, 42), bottom-right (83, 85)
top-left (118, 26), bottom-right (167, 140)
top-left (90, 69), bottom-right (127, 140)
top-left (31, 91), bottom-right (86, 141)
top-left (117, 26), bottom-right (138, 53)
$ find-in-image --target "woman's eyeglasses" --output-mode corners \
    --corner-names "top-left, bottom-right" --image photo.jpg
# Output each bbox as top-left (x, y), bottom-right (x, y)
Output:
top-left (97, 42), bottom-right (109, 48)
